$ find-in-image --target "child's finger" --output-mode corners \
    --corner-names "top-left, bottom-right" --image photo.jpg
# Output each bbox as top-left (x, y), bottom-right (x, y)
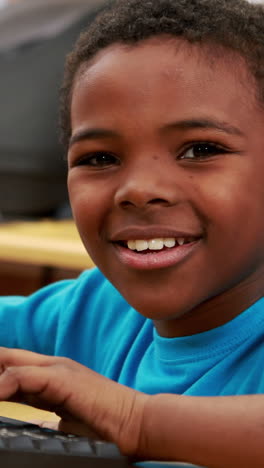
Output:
top-left (0, 348), bottom-right (149, 453)
top-left (0, 347), bottom-right (78, 369)
top-left (0, 349), bottom-right (116, 420)
top-left (29, 419), bottom-right (102, 439)
top-left (29, 420), bottom-right (60, 431)
top-left (0, 363), bottom-right (74, 409)
top-left (0, 362), bottom-right (109, 439)
top-left (58, 420), bottom-right (102, 439)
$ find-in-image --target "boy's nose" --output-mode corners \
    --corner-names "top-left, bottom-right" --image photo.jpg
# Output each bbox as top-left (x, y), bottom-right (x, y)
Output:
top-left (114, 161), bottom-right (184, 210)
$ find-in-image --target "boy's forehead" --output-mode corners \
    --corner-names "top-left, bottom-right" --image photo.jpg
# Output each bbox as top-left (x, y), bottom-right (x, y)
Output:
top-left (73, 37), bottom-right (258, 118)
top-left (76, 37), bottom-right (256, 98)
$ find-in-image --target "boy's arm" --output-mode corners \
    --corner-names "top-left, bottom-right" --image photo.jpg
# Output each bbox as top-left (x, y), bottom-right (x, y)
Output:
top-left (140, 393), bottom-right (264, 468)
top-left (0, 348), bottom-right (263, 468)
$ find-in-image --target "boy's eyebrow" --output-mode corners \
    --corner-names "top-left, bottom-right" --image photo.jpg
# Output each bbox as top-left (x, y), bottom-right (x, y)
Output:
top-left (69, 118), bottom-right (244, 148)
top-left (69, 129), bottom-right (118, 148)
top-left (163, 118), bottom-right (244, 136)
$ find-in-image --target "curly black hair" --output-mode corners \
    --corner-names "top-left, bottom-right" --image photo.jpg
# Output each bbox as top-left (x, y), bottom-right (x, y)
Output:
top-left (60, 0), bottom-right (264, 150)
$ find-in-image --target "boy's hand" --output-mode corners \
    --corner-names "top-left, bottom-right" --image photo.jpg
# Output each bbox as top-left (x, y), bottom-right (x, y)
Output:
top-left (0, 347), bottom-right (149, 456)
top-left (1, 347), bottom-right (264, 467)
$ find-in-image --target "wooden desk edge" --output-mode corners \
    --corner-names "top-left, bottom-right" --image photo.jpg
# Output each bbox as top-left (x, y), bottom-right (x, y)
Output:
top-left (0, 222), bottom-right (93, 270)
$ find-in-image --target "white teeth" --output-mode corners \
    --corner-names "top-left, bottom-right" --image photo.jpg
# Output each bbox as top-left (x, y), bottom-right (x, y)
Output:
top-left (135, 240), bottom-right (148, 252)
top-left (127, 240), bottom-right (136, 250)
top-left (177, 238), bottom-right (185, 246)
top-left (126, 237), bottom-right (197, 251)
top-left (164, 238), bottom-right (176, 248)
top-left (127, 237), bottom-right (182, 251)
top-left (148, 239), bottom-right (164, 250)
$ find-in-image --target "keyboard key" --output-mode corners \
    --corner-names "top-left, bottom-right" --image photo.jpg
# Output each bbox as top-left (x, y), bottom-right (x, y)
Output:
top-left (66, 439), bottom-right (94, 455)
top-left (95, 441), bottom-right (123, 457)
top-left (38, 438), bottom-right (65, 454)
top-left (0, 416), bottom-right (133, 468)
top-left (8, 436), bottom-right (35, 451)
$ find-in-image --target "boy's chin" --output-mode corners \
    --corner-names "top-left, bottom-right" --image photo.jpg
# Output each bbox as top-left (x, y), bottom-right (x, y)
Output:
top-left (126, 294), bottom-right (196, 322)
top-left (130, 295), bottom-right (218, 338)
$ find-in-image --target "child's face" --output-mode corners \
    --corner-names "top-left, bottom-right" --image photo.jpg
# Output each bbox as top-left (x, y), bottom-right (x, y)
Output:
top-left (67, 38), bottom-right (264, 337)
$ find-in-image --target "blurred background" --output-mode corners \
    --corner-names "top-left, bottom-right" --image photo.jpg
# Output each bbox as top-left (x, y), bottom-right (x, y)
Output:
top-left (0, 0), bottom-right (108, 295)
top-left (0, 0), bottom-right (108, 221)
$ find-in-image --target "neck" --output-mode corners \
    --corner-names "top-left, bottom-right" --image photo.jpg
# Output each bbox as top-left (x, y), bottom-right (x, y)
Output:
top-left (154, 268), bottom-right (264, 338)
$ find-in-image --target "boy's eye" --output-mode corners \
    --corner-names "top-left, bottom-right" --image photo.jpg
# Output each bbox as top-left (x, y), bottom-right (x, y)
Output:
top-left (179, 143), bottom-right (227, 161)
top-left (75, 152), bottom-right (119, 168)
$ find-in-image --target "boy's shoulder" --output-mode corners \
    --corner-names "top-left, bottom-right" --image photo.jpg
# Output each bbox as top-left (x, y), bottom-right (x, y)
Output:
top-left (0, 268), bottom-right (143, 359)
top-left (3, 267), bottom-right (123, 307)
top-left (0, 267), bottom-right (132, 320)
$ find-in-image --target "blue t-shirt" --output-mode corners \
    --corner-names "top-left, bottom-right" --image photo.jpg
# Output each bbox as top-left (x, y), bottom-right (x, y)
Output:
top-left (0, 267), bottom-right (263, 396)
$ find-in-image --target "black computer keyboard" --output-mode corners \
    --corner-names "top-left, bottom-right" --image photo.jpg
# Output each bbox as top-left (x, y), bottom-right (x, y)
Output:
top-left (0, 415), bottom-right (131, 467)
top-left (0, 416), bottom-right (207, 468)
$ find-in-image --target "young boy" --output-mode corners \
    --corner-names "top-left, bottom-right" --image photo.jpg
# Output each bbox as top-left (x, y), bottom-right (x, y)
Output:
top-left (0, 0), bottom-right (264, 466)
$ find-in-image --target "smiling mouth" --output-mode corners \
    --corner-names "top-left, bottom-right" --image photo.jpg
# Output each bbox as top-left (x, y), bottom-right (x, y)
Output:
top-left (117, 236), bottom-right (200, 253)
top-left (113, 235), bottom-right (202, 270)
